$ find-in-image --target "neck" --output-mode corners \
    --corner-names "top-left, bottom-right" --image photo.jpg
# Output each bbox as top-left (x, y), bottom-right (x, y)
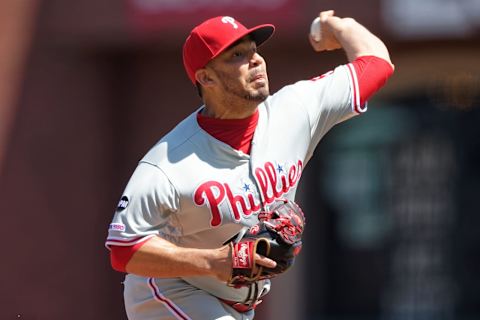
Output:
top-left (202, 97), bottom-right (259, 120)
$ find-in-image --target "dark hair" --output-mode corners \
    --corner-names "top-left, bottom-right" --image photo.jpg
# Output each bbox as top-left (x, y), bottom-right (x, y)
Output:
top-left (196, 82), bottom-right (203, 98)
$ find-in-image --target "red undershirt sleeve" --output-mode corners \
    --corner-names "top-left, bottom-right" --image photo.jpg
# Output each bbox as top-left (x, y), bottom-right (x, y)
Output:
top-left (350, 55), bottom-right (394, 107)
top-left (110, 241), bottom-right (148, 273)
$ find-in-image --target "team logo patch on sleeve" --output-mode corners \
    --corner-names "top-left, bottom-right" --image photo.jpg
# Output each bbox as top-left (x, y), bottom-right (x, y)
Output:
top-left (116, 196), bottom-right (129, 211)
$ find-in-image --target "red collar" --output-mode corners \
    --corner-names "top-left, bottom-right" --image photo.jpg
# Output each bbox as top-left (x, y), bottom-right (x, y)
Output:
top-left (197, 110), bottom-right (259, 154)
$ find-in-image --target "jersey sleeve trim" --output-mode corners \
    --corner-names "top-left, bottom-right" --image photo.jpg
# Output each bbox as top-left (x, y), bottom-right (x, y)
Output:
top-left (345, 63), bottom-right (367, 114)
top-left (105, 234), bottom-right (155, 250)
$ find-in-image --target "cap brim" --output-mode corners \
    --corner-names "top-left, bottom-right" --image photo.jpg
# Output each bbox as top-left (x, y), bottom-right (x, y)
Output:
top-left (210, 24), bottom-right (275, 61)
top-left (248, 24), bottom-right (275, 47)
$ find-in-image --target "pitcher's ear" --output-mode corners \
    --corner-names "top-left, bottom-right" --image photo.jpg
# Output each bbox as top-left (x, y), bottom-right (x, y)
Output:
top-left (195, 69), bottom-right (215, 87)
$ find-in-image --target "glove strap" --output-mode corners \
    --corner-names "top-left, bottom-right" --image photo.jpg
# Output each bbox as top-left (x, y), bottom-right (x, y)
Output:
top-left (231, 240), bottom-right (255, 269)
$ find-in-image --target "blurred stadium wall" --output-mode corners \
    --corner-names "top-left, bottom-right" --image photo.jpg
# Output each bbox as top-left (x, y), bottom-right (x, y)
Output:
top-left (0, 0), bottom-right (478, 319)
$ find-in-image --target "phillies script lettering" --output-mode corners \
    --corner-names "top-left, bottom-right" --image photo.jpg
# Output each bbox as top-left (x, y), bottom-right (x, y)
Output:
top-left (194, 160), bottom-right (303, 226)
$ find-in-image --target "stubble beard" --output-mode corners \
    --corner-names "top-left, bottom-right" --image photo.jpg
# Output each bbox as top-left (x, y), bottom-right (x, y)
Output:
top-left (243, 88), bottom-right (269, 102)
top-left (245, 88), bottom-right (270, 102)
top-left (223, 79), bottom-right (269, 103)
top-left (216, 69), bottom-right (269, 103)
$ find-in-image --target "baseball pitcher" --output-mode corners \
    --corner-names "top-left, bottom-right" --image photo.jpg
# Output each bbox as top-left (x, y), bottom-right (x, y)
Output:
top-left (106, 10), bottom-right (394, 320)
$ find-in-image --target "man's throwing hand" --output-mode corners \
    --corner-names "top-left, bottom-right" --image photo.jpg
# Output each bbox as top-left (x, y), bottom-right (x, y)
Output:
top-left (309, 10), bottom-right (343, 52)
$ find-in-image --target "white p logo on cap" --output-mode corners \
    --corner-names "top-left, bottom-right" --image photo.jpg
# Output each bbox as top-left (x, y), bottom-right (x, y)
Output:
top-left (221, 16), bottom-right (238, 29)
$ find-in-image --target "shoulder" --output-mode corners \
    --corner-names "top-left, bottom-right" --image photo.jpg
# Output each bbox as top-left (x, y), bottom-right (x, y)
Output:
top-left (142, 109), bottom-right (202, 167)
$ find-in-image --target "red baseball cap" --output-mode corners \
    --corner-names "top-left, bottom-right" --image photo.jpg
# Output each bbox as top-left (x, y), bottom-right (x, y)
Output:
top-left (182, 16), bottom-right (275, 84)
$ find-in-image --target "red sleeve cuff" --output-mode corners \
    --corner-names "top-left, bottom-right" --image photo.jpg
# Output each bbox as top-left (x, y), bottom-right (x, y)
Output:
top-left (110, 241), bottom-right (148, 273)
top-left (350, 56), bottom-right (394, 107)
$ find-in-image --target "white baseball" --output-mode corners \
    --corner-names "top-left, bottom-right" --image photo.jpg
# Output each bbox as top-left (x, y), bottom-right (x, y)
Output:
top-left (310, 17), bottom-right (322, 42)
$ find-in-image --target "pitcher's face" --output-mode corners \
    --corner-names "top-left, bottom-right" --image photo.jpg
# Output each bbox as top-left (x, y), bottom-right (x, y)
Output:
top-left (207, 38), bottom-right (270, 103)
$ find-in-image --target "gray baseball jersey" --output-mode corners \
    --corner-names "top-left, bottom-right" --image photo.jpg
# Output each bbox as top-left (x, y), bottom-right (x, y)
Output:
top-left (106, 63), bottom-right (365, 320)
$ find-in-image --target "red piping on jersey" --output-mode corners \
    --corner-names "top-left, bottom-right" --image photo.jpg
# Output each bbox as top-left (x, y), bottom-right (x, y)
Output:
top-left (148, 278), bottom-right (192, 320)
top-left (106, 235), bottom-right (150, 248)
top-left (196, 109), bottom-right (259, 155)
top-left (346, 63), bottom-right (362, 113)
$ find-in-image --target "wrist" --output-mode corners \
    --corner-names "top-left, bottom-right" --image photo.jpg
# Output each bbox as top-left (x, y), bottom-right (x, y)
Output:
top-left (209, 245), bottom-right (232, 281)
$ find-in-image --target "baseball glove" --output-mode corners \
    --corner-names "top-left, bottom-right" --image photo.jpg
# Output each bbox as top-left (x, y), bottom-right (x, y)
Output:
top-left (227, 199), bottom-right (305, 287)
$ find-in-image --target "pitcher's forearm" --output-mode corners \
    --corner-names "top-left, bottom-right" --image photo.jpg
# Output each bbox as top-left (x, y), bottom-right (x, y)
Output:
top-left (125, 236), bottom-right (230, 280)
